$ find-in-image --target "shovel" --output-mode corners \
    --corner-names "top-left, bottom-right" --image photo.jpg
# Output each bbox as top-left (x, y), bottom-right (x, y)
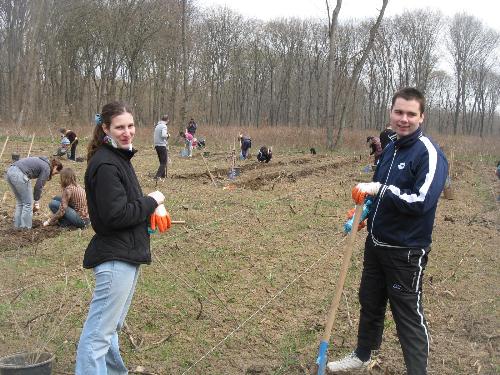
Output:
top-left (315, 204), bottom-right (363, 375)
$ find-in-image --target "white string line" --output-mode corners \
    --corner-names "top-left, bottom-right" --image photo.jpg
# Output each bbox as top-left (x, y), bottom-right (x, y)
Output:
top-left (1, 156), bottom-right (348, 299)
top-left (181, 233), bottom-right (347, 375)
top-left (148, 164), bottom-right (349, 313)
top-left (2, 156), bottom-right (351, 369)
top-left (2, 155), bottom-right (351, 353)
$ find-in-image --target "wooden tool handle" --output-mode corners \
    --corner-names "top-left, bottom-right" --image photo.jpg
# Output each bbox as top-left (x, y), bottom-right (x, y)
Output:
top-left (321, 204), bottom-right (363, 341)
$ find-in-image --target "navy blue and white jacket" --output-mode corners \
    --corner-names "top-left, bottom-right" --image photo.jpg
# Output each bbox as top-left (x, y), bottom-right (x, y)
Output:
top-left (367, 128), bottom-right (448, 249)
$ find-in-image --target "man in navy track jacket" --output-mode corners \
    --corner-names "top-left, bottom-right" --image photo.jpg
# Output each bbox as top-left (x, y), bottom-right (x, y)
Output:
top-left (327, 88), bottom-right (448, 375)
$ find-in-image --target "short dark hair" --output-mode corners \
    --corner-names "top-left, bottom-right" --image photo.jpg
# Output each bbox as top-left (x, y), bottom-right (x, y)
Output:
top-left (161, 115), bottom-right (169, 122)
top-left (391, 87), bottom-right (426, 114)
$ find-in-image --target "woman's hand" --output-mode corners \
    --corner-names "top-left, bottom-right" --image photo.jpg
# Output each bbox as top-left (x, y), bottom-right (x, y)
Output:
top-left (148, 190), bottom-right (165, 205)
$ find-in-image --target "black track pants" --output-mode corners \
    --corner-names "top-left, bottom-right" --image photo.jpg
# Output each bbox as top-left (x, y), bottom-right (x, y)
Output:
top-left (357, 237), bottom-right (430, 375)
top-left (155, 146), bottom-right (168, 178)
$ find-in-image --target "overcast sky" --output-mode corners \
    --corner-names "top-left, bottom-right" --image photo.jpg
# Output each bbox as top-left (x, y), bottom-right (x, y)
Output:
top-left (195, 0), bottom-right (498, 31)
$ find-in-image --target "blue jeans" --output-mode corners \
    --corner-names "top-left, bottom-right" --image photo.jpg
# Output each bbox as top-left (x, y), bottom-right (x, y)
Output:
top-left (5, 165), bottom-right (33, 228)
top-left (49, 196), bottom-right (87, 228)
top-left (76, 261), bottom-right (140, 375)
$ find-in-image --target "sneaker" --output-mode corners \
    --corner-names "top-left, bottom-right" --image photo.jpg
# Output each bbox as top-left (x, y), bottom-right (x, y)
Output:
top-left (327, 351), bottom-right (370, 373)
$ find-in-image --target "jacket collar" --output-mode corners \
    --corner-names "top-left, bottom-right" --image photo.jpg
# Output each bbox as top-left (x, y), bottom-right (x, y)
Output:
top-left (394, 127), bottom-right (422, 149)
top-left (103, 143), bottom-right (137, 160)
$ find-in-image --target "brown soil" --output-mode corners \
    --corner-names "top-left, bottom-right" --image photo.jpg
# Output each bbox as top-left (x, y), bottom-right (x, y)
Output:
top-left (0, 143), bottom-right (498, 374)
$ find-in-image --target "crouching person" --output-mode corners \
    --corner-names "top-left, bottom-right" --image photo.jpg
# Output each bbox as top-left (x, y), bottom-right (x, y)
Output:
top-left (43, 167), bottom-right (90, 228)
top-left (257, 146), bottom-right (272, 163)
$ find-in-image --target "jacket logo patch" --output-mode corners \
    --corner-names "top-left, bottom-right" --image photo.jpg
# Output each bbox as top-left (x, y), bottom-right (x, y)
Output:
top-left (398, 162), bottom-right (405, 170)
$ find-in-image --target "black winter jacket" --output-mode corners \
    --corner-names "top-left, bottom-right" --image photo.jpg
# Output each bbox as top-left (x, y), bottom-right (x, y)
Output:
top-left (83, 145), bottom-right (158, 268)
top-left (368, 128), bottom-right (448, 249)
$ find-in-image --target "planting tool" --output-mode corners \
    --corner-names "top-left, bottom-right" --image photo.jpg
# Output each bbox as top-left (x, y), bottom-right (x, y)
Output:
top-left (148, 218), bottom-right (186, 234)
top-left (27, 133), bottom-right (35, 157)
top-left (315, 204), bottom-right (363, 375)
top-left (0, 136), bottom-right (9, 161)
top-left (228, 138), bottom-right (238, 180)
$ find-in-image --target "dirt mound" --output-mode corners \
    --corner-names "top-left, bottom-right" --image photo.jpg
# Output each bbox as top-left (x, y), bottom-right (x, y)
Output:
top-left (0, 210), bottom-right (68, 253)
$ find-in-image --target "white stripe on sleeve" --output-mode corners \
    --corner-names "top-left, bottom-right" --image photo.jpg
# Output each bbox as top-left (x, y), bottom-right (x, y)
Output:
top-left (387, 136), bottom-right (437, 204)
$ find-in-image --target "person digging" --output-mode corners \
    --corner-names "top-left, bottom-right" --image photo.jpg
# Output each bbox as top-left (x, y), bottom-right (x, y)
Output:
top-left (326, 88), bottom-right (448, 375)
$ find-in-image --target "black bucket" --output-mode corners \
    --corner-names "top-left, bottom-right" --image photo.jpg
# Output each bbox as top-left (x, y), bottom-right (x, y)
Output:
top-left (0, 352), bottom-right (54, 375)
top-left (11, 154), bottom-right (20, 162)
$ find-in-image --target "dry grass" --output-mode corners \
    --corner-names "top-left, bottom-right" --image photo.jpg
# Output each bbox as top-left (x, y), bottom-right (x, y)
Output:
top-left (0, 130), bottom-right (498, 374)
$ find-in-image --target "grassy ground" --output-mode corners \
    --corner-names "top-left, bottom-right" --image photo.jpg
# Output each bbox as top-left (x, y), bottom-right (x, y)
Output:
top-left (0, 127), bottom-right (498, 374)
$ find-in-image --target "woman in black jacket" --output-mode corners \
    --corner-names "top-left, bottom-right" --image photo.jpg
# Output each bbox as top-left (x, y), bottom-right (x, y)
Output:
top-left (75, 101), bottom-right (166, 374)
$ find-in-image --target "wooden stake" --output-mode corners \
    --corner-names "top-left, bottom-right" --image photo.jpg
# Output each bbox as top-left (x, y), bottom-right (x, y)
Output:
top-left (0, 136), bottom-right (9, 161)
top-left (27, 133), bottom-right (35, 157)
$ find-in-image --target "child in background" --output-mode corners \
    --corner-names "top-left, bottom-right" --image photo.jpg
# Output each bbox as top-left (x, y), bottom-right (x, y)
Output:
top-left (55, 135), bottom-right (71, 157)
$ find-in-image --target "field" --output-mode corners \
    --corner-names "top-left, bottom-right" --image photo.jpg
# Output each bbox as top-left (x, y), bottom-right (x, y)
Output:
top-left (0, 127), bottom-right (498, 374)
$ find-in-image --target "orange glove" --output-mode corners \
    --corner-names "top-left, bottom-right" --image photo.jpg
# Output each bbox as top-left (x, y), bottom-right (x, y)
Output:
top-left (346, 208), bottom-right (366, 230)
top-left (149, 204), bottom-right (172, 233)
top-left (351, 182), bottom-right (381, 204)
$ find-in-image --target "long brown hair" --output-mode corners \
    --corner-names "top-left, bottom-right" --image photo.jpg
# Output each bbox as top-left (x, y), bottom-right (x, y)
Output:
top-left (59, 167), bottom-right (77, 188)
top-left (87, 101), bottom-right (133, 161)
top-left (48, 158), bottom-right (63, 180)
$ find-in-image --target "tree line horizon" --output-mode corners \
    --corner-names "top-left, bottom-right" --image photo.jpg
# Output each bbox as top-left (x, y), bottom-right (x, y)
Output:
top-left (1, 0), bottom-right (499, 148)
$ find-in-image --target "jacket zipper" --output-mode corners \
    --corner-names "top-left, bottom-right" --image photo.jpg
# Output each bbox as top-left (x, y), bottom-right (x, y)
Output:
top-left (370, 148), bottom-right (397, 238)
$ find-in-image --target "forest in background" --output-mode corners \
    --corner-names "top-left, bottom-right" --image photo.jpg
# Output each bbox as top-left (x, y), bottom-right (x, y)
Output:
top-left (1, 0), bottom-right (499, 146)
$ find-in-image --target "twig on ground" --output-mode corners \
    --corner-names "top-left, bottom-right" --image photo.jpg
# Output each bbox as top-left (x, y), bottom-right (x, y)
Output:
top-left (123, 321), bottom-right (140, 350)
top-left (195, 264), bottom-right (237, 321)
top-left (138, 333), bottom-right (174, 352)
top-left (196, 295), bottom-right (203, 320)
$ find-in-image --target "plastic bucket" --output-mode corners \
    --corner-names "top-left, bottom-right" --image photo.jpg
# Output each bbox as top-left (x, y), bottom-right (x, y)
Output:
top-left (0, 352), bottom-right (54, 375)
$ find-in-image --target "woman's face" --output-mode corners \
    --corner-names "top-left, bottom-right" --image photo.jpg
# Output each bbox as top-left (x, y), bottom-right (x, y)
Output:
top-left (104, 112), bottom-right (135, 149)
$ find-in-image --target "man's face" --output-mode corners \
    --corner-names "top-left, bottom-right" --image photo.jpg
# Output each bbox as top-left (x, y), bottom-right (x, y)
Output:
top-left (390, 98), bottom-right (424, 138)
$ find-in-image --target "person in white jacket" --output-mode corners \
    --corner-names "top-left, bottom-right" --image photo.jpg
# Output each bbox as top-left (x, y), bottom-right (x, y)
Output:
top-left (153, 115), bottom-right (170, 179)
